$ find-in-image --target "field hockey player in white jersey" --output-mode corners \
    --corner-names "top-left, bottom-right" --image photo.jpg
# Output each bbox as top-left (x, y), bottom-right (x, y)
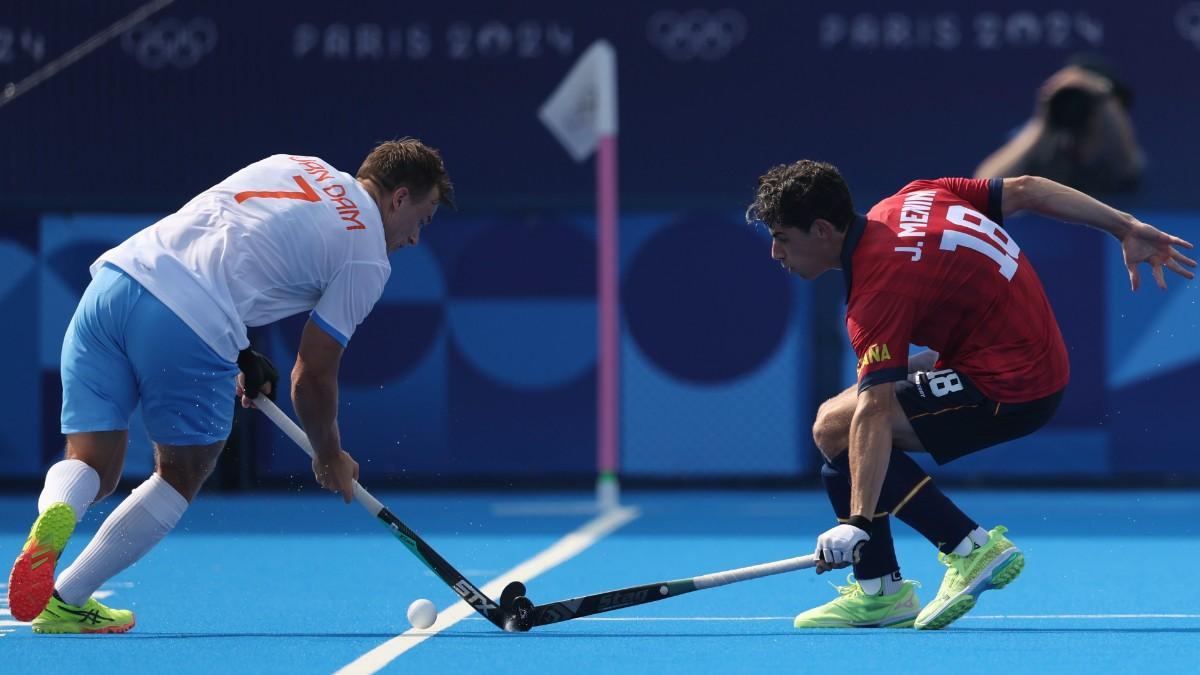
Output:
top-left (6, 138), bottom-right (453, 634)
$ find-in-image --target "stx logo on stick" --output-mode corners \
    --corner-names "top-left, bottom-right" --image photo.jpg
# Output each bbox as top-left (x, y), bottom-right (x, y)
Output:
top-left (453, 580), bottom-right (498, 612)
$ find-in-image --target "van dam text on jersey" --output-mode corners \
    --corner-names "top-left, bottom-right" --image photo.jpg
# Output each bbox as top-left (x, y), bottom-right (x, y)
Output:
top-left (288, 156), bottom-right (367, 230)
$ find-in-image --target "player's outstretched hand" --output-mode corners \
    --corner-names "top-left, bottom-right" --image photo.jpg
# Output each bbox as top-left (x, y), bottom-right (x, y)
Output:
top-left (814, 523), bottom-right (870, 575)
top-left (312, 450), bottom-right (360, 504)
top-left (1120, 221), bottom-right (1196, 291)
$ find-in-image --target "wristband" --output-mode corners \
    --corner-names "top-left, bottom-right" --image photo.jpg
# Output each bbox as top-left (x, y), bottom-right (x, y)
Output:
top-left (847, 515), bottom-right (873, 535)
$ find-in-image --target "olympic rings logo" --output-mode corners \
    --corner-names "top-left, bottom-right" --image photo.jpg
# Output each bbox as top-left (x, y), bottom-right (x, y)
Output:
top-left (1179, 3), bottom-right (1200, 49)
top-left (121, 17), bottom-right (217, 70)
top-left (646, 9), bottom-right (747, 62)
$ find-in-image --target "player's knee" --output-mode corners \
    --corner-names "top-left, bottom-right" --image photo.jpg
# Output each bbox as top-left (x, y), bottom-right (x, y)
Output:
top-left (811, 413), bottom-right (847, 461)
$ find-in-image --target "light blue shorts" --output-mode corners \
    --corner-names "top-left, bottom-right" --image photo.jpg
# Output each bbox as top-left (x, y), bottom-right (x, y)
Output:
top-left (60, 264), bottom-right (240, 445)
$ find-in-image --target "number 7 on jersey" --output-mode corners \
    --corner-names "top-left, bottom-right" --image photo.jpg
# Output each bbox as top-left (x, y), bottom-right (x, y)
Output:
top-left (234, 175), bottom-right (320, 204)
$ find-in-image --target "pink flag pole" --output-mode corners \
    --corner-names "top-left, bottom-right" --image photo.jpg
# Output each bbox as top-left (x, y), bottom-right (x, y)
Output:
top-left (596, 133), bottom-right (620, 510)
top-left (536, 39), bottom-right (620, 510)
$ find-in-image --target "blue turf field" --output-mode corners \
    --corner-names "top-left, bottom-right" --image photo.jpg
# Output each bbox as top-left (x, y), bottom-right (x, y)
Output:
top-left (3, 490), bottom-right (1198, 673)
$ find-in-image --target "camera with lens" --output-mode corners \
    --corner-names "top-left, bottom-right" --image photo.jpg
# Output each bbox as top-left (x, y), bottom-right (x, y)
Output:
top-left (1045, 86), bottom-right (1104, 134)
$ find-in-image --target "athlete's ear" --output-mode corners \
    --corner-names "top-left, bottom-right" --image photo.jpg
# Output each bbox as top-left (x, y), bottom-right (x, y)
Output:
top-left (391, 186), bottom-right (410, 210)
top-left (812, 218), bottom-right (834, 239)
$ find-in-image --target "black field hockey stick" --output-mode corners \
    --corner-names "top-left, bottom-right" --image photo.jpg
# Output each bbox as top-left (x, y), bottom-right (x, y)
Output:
top-left (501, 553), bottom-right (820, 631)
top-left (255, 396), bottom-right (529, 631)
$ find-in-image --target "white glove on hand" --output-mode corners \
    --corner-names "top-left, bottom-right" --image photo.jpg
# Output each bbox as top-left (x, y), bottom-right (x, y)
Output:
top-left (816, 523), bottom-right (870, 567)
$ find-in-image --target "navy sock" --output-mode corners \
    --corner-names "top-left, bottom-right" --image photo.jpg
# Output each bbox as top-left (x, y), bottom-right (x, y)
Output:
top-left (830, 450), bottom-right (977, 554)
top-left (820, 462), bottom-right (899, 580)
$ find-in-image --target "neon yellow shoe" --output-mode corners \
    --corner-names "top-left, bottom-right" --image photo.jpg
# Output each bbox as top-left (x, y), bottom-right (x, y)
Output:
top-left (914, 525), bottom-right (1024, 630)
top-left (794, 575), bottom-right (921, 628)
top-left (31, 595), bottom-right (136, 634)
top-left (7, 502), bottom-right (76, 622)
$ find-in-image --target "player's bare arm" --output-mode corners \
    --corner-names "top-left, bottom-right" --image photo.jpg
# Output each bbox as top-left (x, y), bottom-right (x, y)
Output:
top-left (814, 382), bottom-right (897, 573)
top-left (849, 382), bottom-right (896, 521)
top-left (1001, 175), bottom-right (1196, 290)
top-left (293, 318), bottom-right (359, 502)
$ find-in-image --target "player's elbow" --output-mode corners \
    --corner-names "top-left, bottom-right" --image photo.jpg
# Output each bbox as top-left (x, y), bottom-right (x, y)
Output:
top-left (1001, 174), bottom-right (1041, 216)
top-left (291, 360), bottom-right (337, 400)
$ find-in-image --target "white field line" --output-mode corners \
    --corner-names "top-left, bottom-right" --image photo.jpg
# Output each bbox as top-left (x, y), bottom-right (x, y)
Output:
top-left (335, 506), bottom-right (639, 675)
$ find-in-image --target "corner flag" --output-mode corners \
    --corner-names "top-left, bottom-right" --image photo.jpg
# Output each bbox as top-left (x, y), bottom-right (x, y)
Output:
top-left (538, 40), bottom-right (618, 162)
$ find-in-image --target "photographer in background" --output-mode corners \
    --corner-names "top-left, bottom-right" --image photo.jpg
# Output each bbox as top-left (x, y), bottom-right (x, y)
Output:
top-left (975, 55), bottom-right (1143, 194)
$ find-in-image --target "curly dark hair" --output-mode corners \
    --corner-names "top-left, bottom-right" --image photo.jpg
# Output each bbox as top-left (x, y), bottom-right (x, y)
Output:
top-left (746, 160), bottom-right (853, 233)
top-left (357, 137), bottom-right (455, 210)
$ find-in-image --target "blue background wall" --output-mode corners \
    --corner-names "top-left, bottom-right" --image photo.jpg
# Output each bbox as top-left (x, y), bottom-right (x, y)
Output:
top-left (1, 1), bottom-right (1197, 482)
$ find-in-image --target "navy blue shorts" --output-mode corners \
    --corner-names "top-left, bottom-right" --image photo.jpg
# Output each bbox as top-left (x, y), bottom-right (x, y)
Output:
top-left (895, 367), bottom-right (1064, 465)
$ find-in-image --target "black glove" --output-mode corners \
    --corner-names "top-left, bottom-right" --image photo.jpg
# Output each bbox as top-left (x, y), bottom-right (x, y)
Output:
top-left (237, 348), bottom-right (278, 401)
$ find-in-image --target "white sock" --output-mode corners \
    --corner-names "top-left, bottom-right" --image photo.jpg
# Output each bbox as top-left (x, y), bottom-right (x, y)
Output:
top-left (38, 459), bottom-right (101, 523)
top-left (859, 571), bottom-right (904, 596)
top-left (55, 473), bottom-right (188, 606)
top-left (952, 527), bottom-right (990, 556)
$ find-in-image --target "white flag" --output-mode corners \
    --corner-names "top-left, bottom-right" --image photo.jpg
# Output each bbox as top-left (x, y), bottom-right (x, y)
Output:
top-left (538, 40), bottom-right (618, 163)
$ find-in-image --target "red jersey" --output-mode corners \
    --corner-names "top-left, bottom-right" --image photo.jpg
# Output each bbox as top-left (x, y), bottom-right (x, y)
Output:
top-left (845, 177), bottom-right (1069, 403)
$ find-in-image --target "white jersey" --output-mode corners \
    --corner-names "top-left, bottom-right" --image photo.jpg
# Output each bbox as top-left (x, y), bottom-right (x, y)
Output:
top-left (96, 154), bottom-right (390, 362)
